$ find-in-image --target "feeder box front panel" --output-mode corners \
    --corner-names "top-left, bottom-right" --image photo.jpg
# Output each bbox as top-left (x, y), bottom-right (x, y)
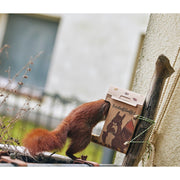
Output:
top-left (99, 86), bottom-right (145, 154)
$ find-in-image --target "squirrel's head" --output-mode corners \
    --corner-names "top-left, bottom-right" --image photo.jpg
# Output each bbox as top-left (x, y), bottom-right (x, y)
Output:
top-left (101, 100), bottom-right (110, 119)
top-left (93, 99), bottom-right (110, 122)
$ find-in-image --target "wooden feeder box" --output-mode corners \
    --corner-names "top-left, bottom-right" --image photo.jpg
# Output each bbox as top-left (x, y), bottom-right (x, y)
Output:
top-left (98, 86), bottom-right (145, 154)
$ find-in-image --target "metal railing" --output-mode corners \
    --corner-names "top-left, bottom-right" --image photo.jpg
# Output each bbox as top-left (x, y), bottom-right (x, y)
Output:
top-left (0, 84), bottom-right (83, 129)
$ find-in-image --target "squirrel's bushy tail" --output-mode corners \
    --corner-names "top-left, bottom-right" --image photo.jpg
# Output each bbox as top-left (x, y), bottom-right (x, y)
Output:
top-left (22, 123), bottom-right (69, 156)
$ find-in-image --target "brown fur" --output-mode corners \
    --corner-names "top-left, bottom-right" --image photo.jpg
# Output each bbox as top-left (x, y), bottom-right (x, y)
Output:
top-left (22, 99), bottom-right (110, 159)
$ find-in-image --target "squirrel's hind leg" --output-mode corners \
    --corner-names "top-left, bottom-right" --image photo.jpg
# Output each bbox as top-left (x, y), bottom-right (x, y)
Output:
top-left (66, 137), bottom-right (99, 166)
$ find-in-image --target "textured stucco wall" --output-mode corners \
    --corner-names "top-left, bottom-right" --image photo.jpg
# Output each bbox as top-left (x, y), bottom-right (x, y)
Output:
top-left (114, 14), bottom-right (180, 166)
top-left (151, 51), bottom-right (180, 166)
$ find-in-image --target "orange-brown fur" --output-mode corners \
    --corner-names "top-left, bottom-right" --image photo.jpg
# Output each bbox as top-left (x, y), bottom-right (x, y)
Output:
top-left (22, 99), bottom-right (110, 159)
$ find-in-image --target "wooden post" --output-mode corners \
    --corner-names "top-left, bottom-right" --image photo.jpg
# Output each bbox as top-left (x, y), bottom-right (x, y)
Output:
top-left (122, 55), bottom-right (174, 166)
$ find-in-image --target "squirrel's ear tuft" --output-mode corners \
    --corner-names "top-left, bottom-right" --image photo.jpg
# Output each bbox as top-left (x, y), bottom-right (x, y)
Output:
top-left (102, 101), bottom-right (110, 117)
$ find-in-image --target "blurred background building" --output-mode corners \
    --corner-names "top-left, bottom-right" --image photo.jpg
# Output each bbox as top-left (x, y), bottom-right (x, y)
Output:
top-left (0, 14), bottom-right (149, 164)
top-left (0, 14), bottom-right (149, 100)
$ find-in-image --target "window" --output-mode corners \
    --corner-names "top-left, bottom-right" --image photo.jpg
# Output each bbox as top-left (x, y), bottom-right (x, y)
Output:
top-left (0, 14), bottom-right (59, 91)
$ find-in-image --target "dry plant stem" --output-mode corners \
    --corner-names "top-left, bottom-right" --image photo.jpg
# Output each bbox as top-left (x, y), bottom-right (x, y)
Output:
top-left (122, 55), bottom-right (174, 166)
top-left (0, 50), bottom-right (43, 146)
top-left (0, 51), bottom-right (43, 120)
top-left (0, 44), bottom-right (9, 54)
top-left (0, 99), bottom-right (41, 141)
top-left (0, 51), bottom-right (43, 97)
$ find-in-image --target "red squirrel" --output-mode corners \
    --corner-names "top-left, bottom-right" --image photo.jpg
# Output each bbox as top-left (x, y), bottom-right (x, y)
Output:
top-left (22, 99), bottom-right (110, 160)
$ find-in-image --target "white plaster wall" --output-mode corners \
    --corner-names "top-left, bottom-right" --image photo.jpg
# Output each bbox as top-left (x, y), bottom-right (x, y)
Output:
top-left (114, 14), bottom-right (180, 166)
top-left (45, 14), bottom-right (149, 101)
